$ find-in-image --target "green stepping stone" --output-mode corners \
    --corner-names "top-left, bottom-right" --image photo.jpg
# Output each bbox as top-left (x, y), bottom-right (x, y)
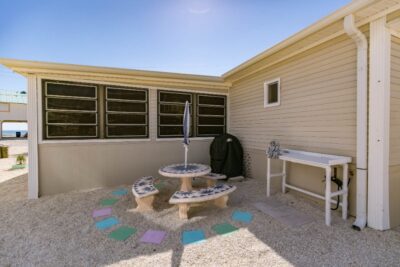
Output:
top-left (154, 182), bottom-right (164, 190)
top-left (212, 223), bottom-right (238, 235)
top-left (108, 226), bottom-right (137, 241)
top-left (100, 198), bottom-right (119, 206)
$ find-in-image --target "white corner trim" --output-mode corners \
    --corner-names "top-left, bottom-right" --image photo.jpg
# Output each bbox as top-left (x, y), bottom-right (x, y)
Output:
top-left (27, 75), bottom-right (39, 199)
top-left (264, 78), bottom-right (281, 108)
top-left (368, 17), bottom-right (391, 230)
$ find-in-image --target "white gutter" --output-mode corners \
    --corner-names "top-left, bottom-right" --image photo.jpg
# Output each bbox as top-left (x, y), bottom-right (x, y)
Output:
top-left (344, 14), bottom-right (368, 230)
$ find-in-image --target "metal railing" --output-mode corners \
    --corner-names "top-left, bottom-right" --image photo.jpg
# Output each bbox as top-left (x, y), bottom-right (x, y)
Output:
top-left (0, 90), bottom-right (27, 104)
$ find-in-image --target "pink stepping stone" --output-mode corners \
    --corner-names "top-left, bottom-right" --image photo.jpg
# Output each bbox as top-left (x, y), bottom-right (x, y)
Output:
top-left (92, 207), bottom-right (112, 218)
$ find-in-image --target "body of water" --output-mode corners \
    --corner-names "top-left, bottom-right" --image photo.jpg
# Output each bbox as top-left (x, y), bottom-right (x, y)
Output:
top-left (2, 130), bottom-right (28, 138)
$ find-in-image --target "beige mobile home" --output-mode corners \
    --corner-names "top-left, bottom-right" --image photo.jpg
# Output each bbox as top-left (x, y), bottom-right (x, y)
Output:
top-left (1, 0), bottom-right (400, 231)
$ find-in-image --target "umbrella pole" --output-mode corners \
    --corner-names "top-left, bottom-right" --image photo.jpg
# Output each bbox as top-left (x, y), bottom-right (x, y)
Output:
top-left (184, 144), bottom-right (188, 169)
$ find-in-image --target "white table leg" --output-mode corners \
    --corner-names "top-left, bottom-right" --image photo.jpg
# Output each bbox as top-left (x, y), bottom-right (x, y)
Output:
top-left (325, 167), bottom-right (332, 226)
top-left (342, 164), bottom-right (349, 220)
top-left (267, 158), bottom-right (271, 197)
top-left (282, 160), bottom-right (287, 194)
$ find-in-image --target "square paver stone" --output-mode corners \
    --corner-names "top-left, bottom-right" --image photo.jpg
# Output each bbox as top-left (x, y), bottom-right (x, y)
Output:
top-left (253, 202), bottom-right (292, 218)
top-left (182, 230), bottom-right (206, 245)
top-left (232, 211), bottom-right (253, 223)
top-left (140, 230), bottom-right (167, 244)
top-left (92, 207), bottom-right (112, 218)
top-left (253, 202), bottom-right (314, 228)
top-left (95, 217), bottom-right (119, 230)
top-left (100, 198), bottom-right (119, 206)
top-left (112, 189), bottom-right (128, 196)
top-left (108, 226), bottom-right (137, 241)
top-left (212, 223), bottom-right (238, 235)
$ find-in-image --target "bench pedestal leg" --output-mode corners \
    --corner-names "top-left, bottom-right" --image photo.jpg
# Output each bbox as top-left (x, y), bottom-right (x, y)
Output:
top-left (135, 196), bottom-right (155, 212)
top-left (206, 179), bottom-right (216, 187)
top-left (214, 195), bottom-right (229, 208)
top-left (178, 204), bottom-right (190, 219)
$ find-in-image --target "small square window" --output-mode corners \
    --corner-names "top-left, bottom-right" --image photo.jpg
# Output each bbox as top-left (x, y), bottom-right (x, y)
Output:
top-left (264, 78), bottom-right (280, 108)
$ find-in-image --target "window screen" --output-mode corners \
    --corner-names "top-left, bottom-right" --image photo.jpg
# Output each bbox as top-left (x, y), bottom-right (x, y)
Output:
top-left (105, 87), bottom-right (148, 138)
top-left (157, 90), bottom-right (226, 138)
top-left (44, 81), bottom-right (98, 139)
top-left (268, 82), bottom-right (279, 104)
top-left (196, 94), bottom-right (226, 137)
top-left (158, 91), bottom-right (193, 138)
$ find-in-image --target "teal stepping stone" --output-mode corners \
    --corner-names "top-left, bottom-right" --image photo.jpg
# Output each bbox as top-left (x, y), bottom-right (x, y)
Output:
top-left (182, 230), bottom-right (206, 245)
top-left (212, 223), bottom-right (238, 235)
top-left (112, 189), bottom-right (128, 196)
top-left (100, 198), bottom-right (119, 206)
top-left (95, 217), bottom-right (119, 230)
top-left (108, 226), bottom-right (136, 241)
top-left (232, 210), bottom-right (253, 223)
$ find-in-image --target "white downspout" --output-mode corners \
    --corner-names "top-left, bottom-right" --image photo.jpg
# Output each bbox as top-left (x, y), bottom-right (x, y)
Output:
top-left (344, 14), bottom-right (368, 230)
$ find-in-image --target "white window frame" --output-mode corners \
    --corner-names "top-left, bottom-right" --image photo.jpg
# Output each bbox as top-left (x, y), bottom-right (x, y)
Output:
top-left (105, 86), bottom-right (149, 138)
top-left (43, 81), bottom-right (99, 139)
top-left (264, 78), bottom-right (280, 108)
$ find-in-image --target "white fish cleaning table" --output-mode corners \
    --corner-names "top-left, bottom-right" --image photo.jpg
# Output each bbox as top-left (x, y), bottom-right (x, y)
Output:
top-left (266, 149), bottom-right (352, 226)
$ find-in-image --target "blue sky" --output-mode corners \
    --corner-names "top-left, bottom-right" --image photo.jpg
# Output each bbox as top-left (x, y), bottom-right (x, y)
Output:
top-left (0, 0), bottom-right (350, 91)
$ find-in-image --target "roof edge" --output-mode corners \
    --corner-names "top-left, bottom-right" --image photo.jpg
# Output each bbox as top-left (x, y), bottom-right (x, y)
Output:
top-left (222, 0), bottom-right (376, 79)
top-left (0, 58), bottom-right (225, 83)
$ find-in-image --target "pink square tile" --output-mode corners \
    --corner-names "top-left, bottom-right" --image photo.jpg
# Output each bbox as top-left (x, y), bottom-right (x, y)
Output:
top-left (92, 207), bottom-right (112, 218)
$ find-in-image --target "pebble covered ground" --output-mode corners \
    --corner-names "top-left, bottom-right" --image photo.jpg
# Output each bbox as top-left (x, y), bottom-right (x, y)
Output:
top-left (0, 176), bottom-right (400, 266)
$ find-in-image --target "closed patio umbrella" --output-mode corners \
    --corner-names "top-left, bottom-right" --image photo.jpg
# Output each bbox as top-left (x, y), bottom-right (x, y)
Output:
top-left (183, 101), bottom-right (190, 168)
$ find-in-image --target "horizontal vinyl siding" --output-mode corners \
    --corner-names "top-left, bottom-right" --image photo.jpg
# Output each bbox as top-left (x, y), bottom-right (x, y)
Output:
top-left (390, 36), bottom-right (400, 166)
top-left (229, 35), bottom-right (357, 158)
top-left (390, 36), bottom-right (400, 228)
top-left (227, 20), bottom-right (345, 81)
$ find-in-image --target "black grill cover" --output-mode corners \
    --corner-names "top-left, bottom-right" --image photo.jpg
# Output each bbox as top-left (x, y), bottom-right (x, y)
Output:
top-left (210, 133), bottom-right (243, 178)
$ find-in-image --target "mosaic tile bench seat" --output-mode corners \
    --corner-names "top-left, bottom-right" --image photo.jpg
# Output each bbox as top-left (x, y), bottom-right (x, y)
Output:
top-left (169, 184), bottom-right (236, 219)
top-left (132, 176), bottom-right (159, 212)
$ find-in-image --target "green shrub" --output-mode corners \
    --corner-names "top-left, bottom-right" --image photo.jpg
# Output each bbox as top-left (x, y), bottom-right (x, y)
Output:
top-left (16, 154), bottom-right (26, 165)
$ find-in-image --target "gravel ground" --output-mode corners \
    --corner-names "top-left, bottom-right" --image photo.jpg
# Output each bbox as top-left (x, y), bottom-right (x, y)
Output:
top-left (0, 175), bottom-right (399, 267)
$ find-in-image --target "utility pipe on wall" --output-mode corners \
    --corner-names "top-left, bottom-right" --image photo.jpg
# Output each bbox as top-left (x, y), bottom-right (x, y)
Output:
top-left (344, 14), bottom-right (368, 230)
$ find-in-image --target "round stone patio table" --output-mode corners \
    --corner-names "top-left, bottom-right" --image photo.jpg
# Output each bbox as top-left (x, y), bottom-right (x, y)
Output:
top-left (158, 163), bottom-right (211, 192)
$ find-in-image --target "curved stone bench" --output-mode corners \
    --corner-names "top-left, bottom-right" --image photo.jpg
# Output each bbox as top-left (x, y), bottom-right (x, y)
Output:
top-left (132, 176), bottom-right (159, 212)
top-left (198, 172), bottom-right (227, 187)
top-left (169, 184), bottom-right (236, 219)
